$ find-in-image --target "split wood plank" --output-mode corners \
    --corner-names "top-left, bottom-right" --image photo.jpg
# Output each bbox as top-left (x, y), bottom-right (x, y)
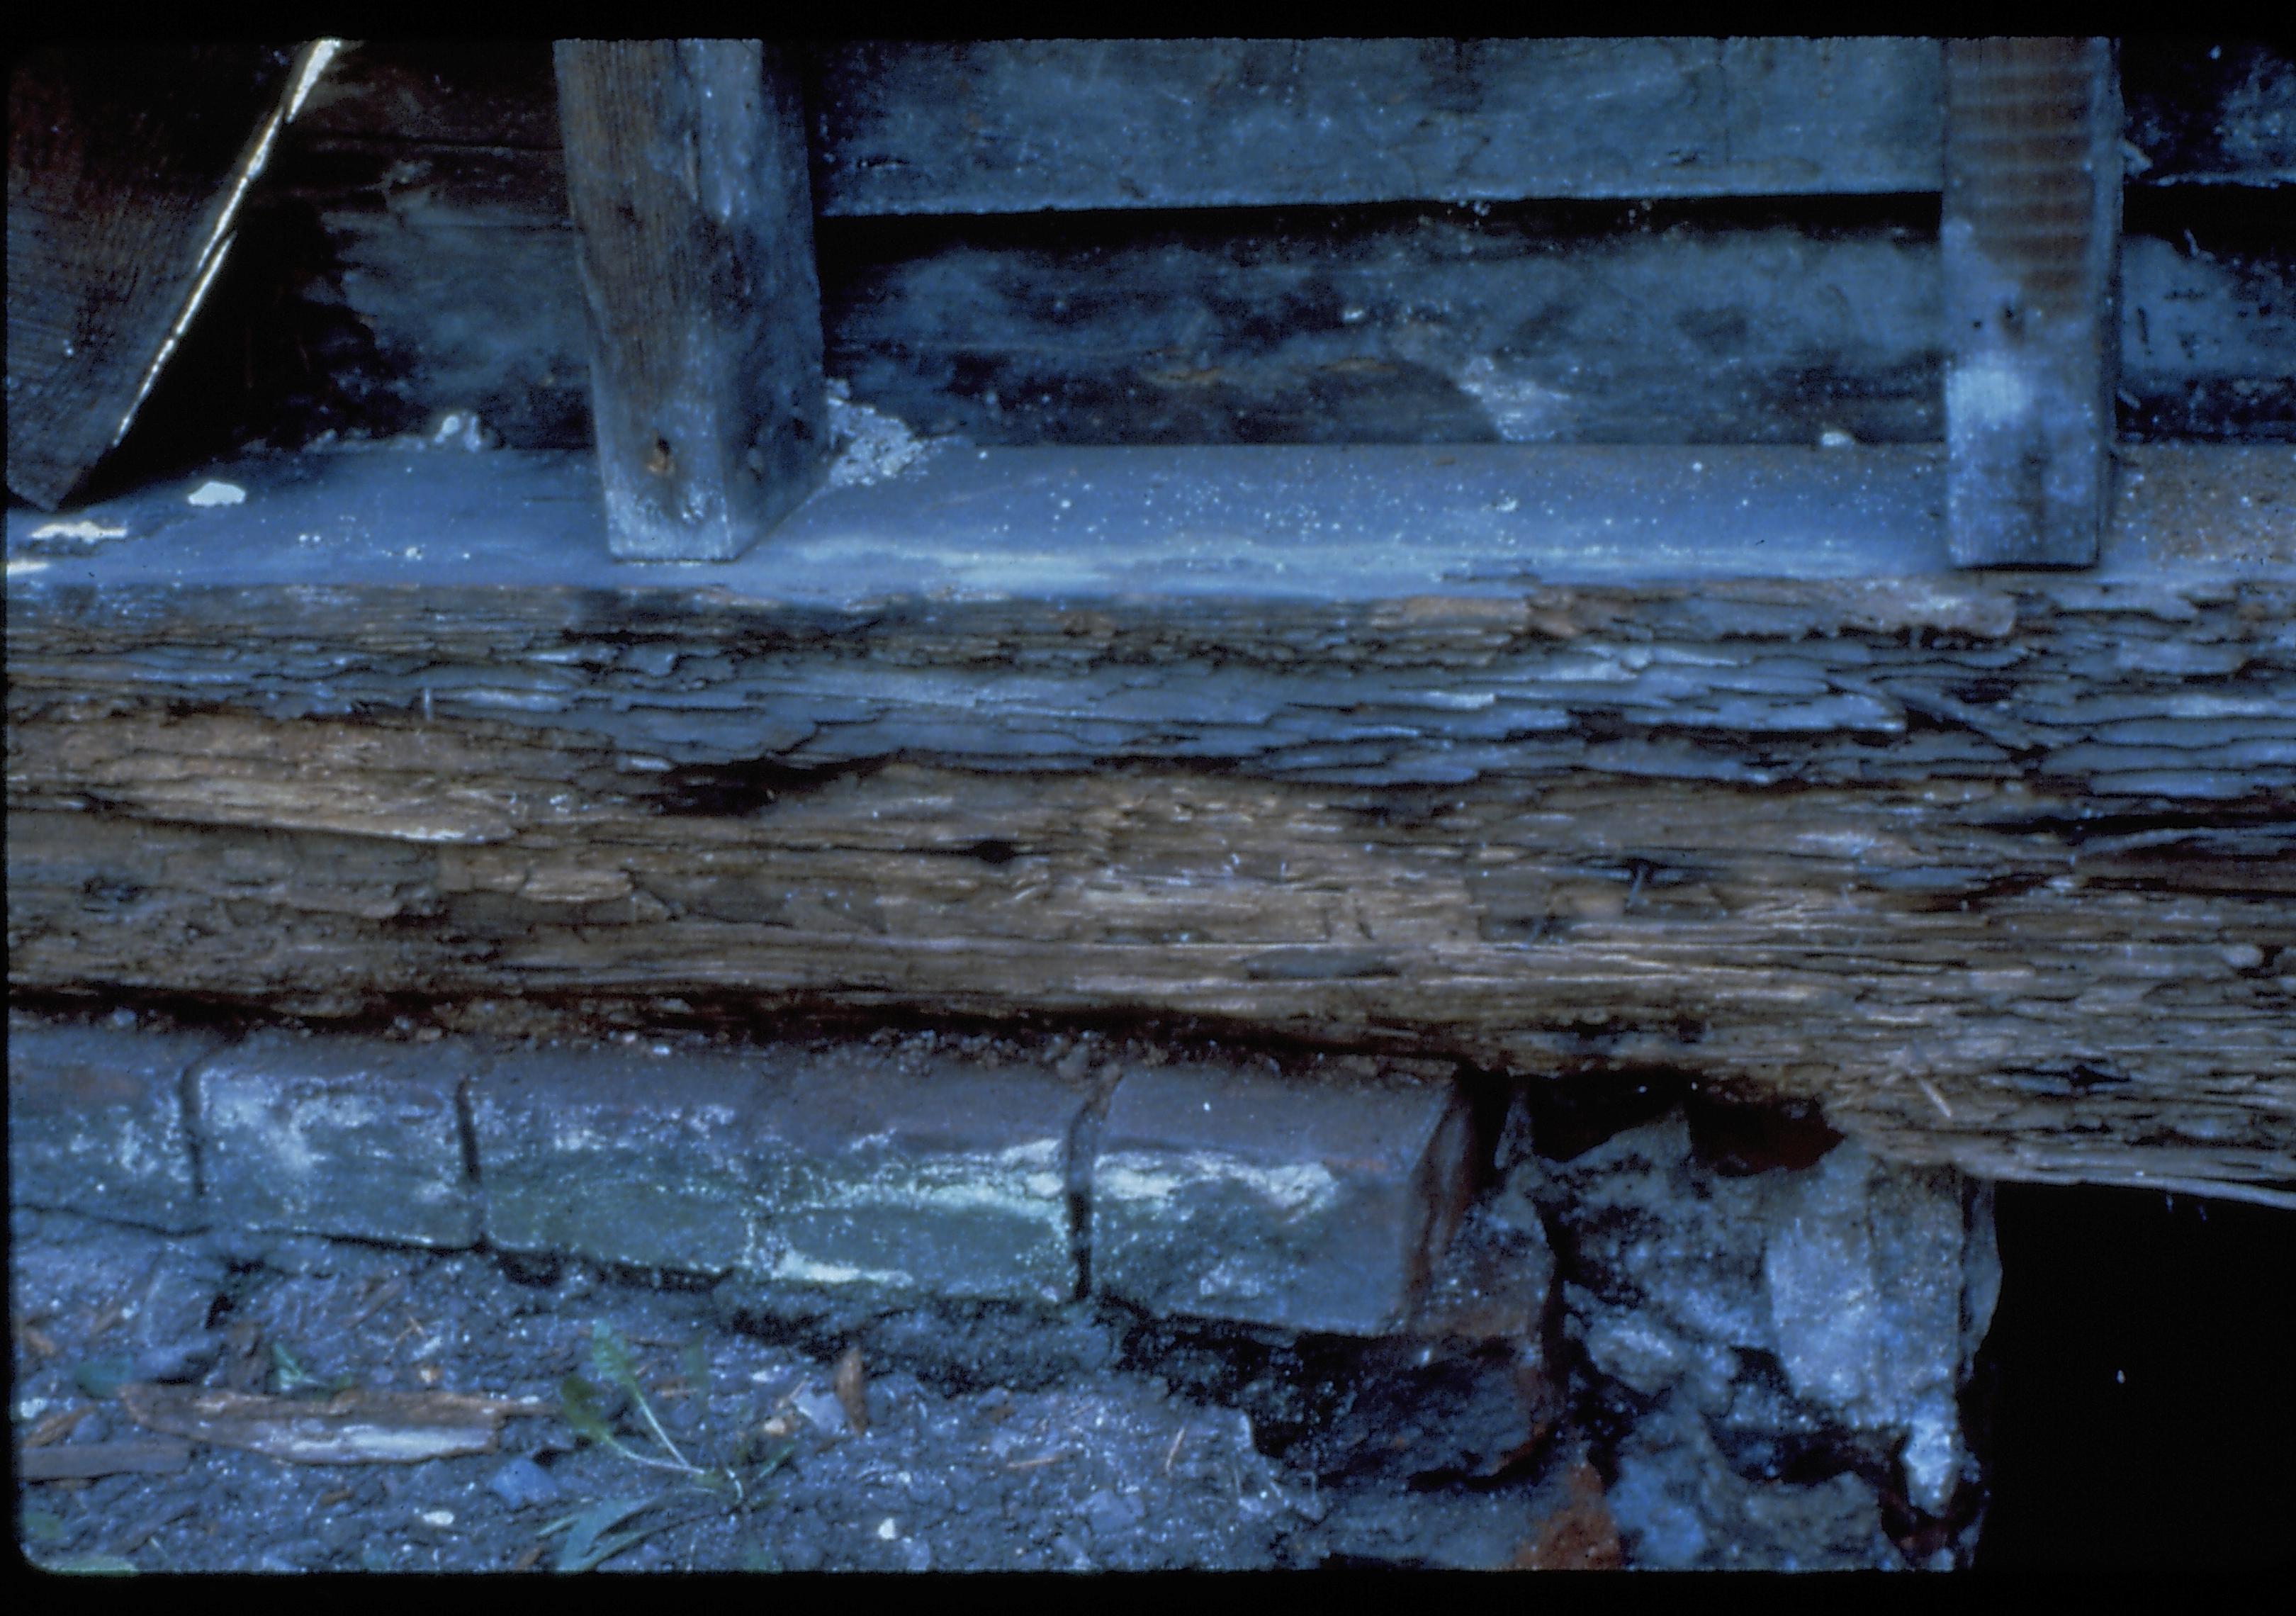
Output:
top-left (553, 40), bottom-right (826, 560)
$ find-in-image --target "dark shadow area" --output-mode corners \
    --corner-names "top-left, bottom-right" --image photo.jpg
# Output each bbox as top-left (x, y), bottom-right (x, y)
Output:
top-left (1976, 1183), bottom-right (2294, 1570)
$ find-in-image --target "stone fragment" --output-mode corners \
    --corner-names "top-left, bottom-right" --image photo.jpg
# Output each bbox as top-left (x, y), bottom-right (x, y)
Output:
top-left (1762, 1142), bottom-right (2000, 1517)
top-left (1091, 1057), bottom-right (1473, 1335)
top-left (468, 1044), bottom-right (767, 1276)
top-left (1293, 1205), bottom-right (1563, 1481)
top-left (193, 1032), bottom-right (479, 1247)
top-left (1605, 1393), bottom-right (1900, 1571)
top-left (1409, 1198), bottom-right (1555, 1347)
top-left (7, 1021), bottom-right (215, 1231)
top-left (486, 1457), bottom-right (561, 1510)
top-left (1512, 1100), bottom-right (1998, 1525)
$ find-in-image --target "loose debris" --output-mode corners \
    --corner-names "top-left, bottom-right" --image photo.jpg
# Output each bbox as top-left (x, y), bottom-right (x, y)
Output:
top-left (18, 1441), bottom-right (193, 1481)
top-left (118, 1383), bottom-right (545, 1464)
top-left (1512, 1461), bottom-right (1625, 1571)
top-left (823, 378), bottom-right (939, 488)
top-left (833, 1345), bottom-right (871, 1436)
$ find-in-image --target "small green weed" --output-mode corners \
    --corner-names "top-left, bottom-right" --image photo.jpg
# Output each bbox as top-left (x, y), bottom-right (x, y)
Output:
top-left (546, 1323), bottom-right (791, 1571)
top-left (536, 1496), bottom-right (663, 1574)
top-left (267, 1342), bottom-right (356, 1398)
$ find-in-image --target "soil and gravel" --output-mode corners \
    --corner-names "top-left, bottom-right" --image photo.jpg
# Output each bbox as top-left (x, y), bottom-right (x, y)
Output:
top-left (13, 1204), bottom-right (1614, 1573)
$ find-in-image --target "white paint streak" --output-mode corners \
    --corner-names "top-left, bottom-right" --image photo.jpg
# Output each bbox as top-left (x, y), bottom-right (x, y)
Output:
top-left (765, 1250), bottom-right (915, 1289)
top-left (1097, 1150), bottom-right (1340, 1216)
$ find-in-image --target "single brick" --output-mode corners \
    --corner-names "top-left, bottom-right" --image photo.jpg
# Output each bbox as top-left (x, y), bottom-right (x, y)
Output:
top-left (1091, 1058), bottom-right (1474, 1335)
top-left (8, 1020), bottom-right (215, 1231)
top-left (193, 1032), bottom-right (479, 1247)
top-left (748, 1049), bottom-right (1088, 1305)
top-left (468, 1045), bottom-right (771, 1276)
top-left (471, 1042), bottom-right (1090, 1302)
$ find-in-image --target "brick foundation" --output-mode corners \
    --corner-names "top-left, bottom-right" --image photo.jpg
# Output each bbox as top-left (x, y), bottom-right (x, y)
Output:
top-left (9, 1015), bottom-right (1472, 1335)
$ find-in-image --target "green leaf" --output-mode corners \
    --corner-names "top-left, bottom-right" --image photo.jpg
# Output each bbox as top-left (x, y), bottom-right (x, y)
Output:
top-left (72, 1355), bottom-right (135, 1400)
top-left (22, 1508), bottom-right (67, 1542)
top-left (40, 1553), bottom-right (139, 1576)
top-left (750, 1436), bottom-right (799, 1478)
top-left (269, 1341), bottom-right (317, 1393)
top-left (558, 1374), bottom-right (616, 1447)
top-left (553, 1496), bottom-right (658, 1573)
top-left (589, 1322), bottom-right (642, 1398)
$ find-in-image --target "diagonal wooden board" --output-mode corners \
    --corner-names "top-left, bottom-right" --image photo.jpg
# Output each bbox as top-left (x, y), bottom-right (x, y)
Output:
top-left (5, 42), bottom-right (338, 509)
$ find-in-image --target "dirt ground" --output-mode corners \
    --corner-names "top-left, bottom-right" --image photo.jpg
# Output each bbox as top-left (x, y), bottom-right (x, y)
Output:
top-left (12, 1205), bottom-right (1614, 1573)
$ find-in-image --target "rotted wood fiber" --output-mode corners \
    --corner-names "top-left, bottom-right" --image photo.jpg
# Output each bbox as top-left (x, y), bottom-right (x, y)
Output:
top-left (7, 446), bottom-right (2291, 1203)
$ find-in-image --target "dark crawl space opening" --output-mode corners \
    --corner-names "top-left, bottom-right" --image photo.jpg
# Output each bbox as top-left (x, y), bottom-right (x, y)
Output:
top-left (1974, 1184), bottom-right (2293, 1571)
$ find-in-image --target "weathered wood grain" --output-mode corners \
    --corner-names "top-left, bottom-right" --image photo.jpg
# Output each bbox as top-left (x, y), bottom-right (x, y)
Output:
top-left (803, 39), bottom-right (1946, 212)
top-left (7, 444), bottom-right (2291, 1202)
top-left (554, 41), bottom-right (826, 559)
top-left (5, 45), bottom-right (320, 507)
top-left (225, 41), bottom-right (2292, 456)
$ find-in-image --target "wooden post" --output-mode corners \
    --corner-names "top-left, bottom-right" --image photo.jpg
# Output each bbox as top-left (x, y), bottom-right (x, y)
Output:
top-left (1942, 38), bottom-right (2121, 569)
top-left (554, 40), bottom-right (826, 561)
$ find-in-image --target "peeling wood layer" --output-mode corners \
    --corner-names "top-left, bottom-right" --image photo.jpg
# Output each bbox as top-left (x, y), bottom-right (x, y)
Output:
top-left (8, 445), bottom-right (2292, 1201)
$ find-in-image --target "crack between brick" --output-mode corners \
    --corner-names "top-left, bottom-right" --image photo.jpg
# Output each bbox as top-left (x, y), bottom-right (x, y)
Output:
top-left (1063, 1066), bottom-right (1125, 1304)
top-left (177, 1038), bottom-right (230, 1204)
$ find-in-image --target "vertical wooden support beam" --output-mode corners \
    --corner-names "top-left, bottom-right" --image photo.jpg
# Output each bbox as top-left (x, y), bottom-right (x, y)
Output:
top-left (555, 40), bottom-right (826, 561)
top-left (1942, 38), bottom-right (2121, 569)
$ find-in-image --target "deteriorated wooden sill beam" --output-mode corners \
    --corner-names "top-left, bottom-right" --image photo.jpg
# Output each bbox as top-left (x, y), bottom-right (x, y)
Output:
top-left (8, 443), bottom-right (2294, 1204)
